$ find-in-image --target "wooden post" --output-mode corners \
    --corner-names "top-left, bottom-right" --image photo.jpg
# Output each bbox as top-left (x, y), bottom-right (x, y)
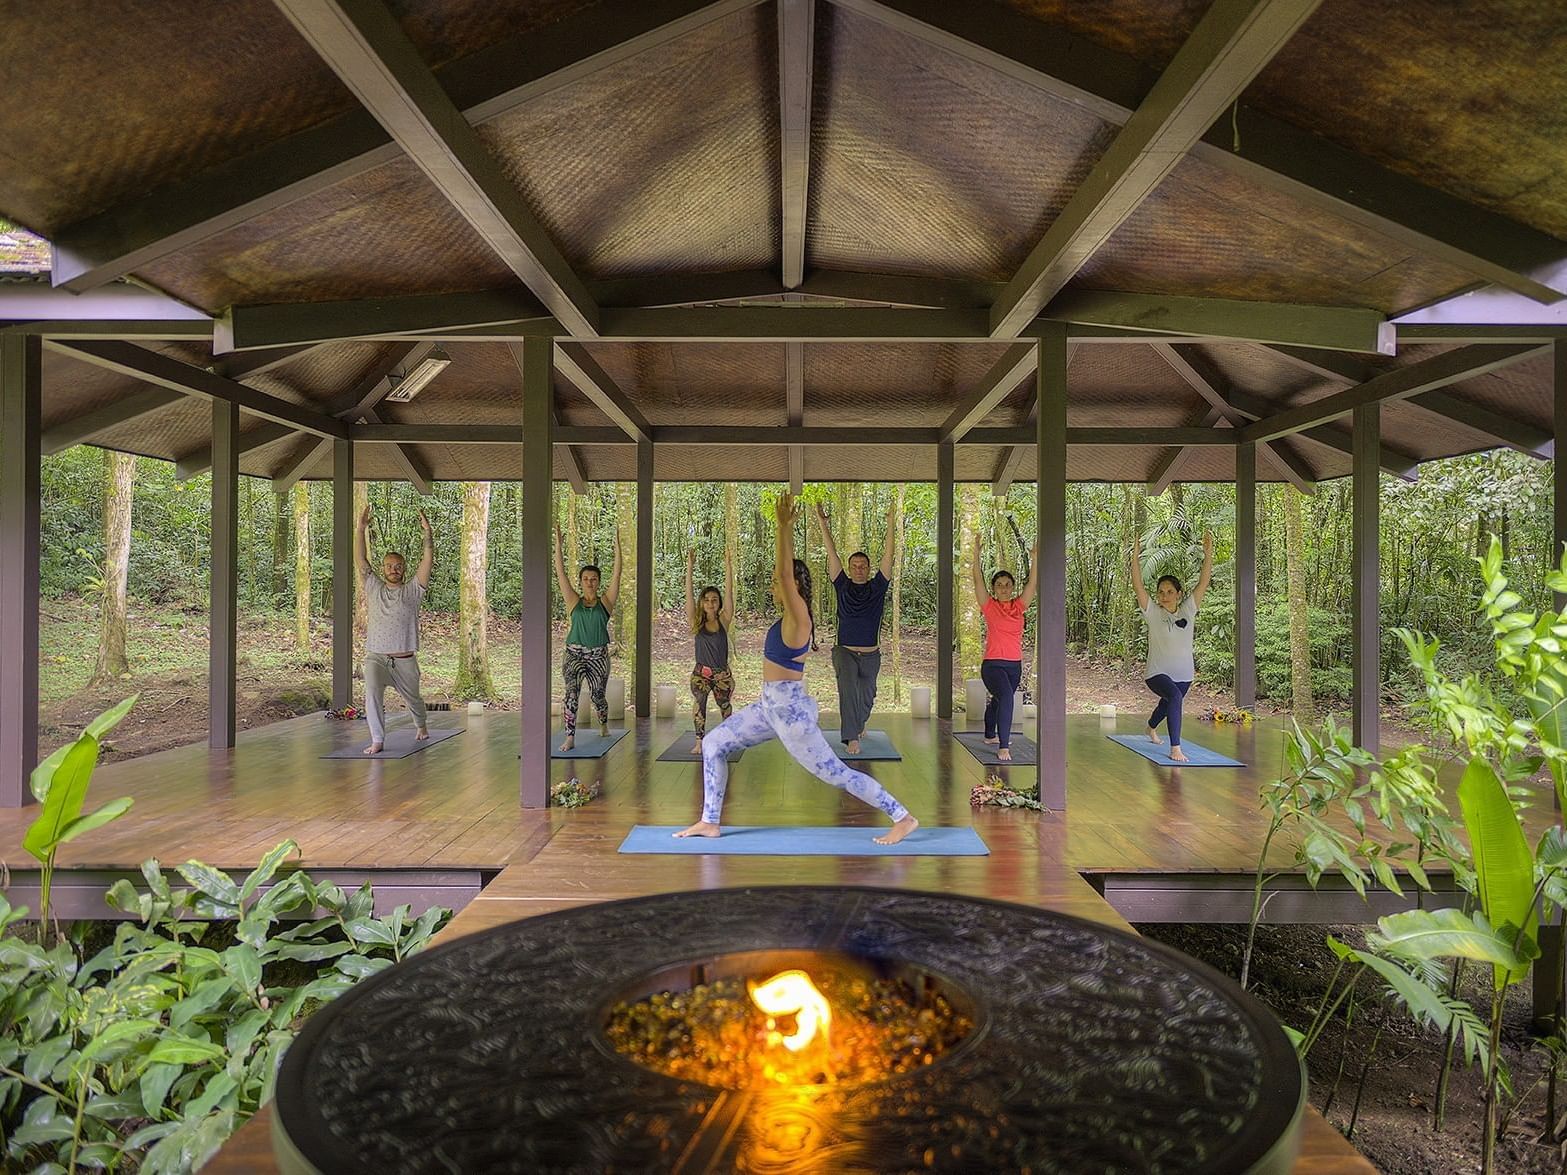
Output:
top-left (1235, 440), bottom-right (1257, 710)
top-left (635, 438), bottom-right (653, 718)
top-left (520, 339), bottom-right (553, 807)
top-left (936, 442), bottom-right (954, 719)
top-left (1352, 403), bottom-right (1380, 753)
top-left (331, 440), bottom-right (355, 709)
top-left (0, 336), bottom-right (41, 806)
top-left (1036, 325), bottom-right (1068, 810)
top-left (210, 399), bottom-right (239, 749)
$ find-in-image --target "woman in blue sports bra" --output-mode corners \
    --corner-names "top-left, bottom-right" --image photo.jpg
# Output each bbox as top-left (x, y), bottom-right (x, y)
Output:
top-left (676, 492), bottom-right (918, 846)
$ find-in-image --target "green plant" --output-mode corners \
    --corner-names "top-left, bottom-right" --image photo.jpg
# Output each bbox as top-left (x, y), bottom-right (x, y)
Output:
top-left (0, 840), bottom-right (450, 1172)
top-left (24, 695), bottom-right (138, 931)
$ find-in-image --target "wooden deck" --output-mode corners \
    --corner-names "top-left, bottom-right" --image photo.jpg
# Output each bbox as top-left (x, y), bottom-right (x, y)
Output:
top-left (0, 708), bottom-right (1406, 1172)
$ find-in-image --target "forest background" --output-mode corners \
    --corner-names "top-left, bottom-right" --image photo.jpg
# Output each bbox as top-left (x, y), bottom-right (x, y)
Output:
top-left (34, 443), bottom-right (1553, 756)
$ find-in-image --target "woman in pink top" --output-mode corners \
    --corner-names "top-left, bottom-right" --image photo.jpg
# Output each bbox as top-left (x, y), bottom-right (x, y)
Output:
top-left (969, 532), bottom-right (1040, 761)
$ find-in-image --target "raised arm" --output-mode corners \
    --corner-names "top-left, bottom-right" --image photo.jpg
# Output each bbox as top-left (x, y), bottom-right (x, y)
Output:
top-left (603, 530), bottom-right (624, 611)
top-left (776, 493), bottom-right (812, 645)
top-left (685, 548), bottom-right (698, 629)
top-left (969, 532), bottom-right (988, 606)
top-left (814, 502), bottom-right (842, 581)
top-left (1018, 543), bottom-right (1042, 610)
top-left (356, 504), bottom-right (373, 580)
top-left (1129, 535), bottom-right (1149, 611)
top-left (879, 499), bottom-right (897, 581)
top-left (414, 510), bottom-right (434, 588)
top-left (553, 525), bottom-right (580, 614)
top-left (1191, 531), bottom-right (1214, 608)
top-left (721, 547), bottom-right (736, 628)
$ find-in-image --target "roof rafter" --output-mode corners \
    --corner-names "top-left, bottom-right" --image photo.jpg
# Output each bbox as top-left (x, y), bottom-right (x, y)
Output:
top-left (839, 0), bottom-right (1567, 305)
top-left (786, 341), bottom-right (805, 492)
top-left (219, 290), bottom-right (552, 352)
top-left (990, 0), bottom-right (1322, 338)
top-left (1241, 343), bottom-right (1550, 445)
top-left (359, 407), bottom-right (433, 494)
top-left (41, 388), bottom-right (188, 455)
top-left (1147, 407), bottom-right (1227, 496)
top-left (1044, 291), bottom-right (1391, 355)
top-left (778, 0), bottom-right (815, 289)
top-left (940, 344), bottom-right (1036, 442)
top-left (50, 0), bottom-right (761, 293)
top-left (553, 344), bottom-right (651, 444)
top-left (992, 341), bottom-right (1077, 496)
top-left (273, 0), bottom-right (598, 336)
top-left (271, 438), bottom-right (332, 494)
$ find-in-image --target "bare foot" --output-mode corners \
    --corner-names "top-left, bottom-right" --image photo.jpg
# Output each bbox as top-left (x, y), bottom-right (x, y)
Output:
top-left (362, 743), bottom-right (383, 755)
top-left (559, 734), bottom-right (575, 752)
top-left (1147, 727), bottom-right (1163, 745)
top-left (414, 727), bottom-right (429, 742)
top-left (600, 723), bottom-right (609, 738)
top-left (846, 739), bottom-right (861, 755)
top-left (690, 737), bottom-right (704, 755)
top-left (875, 815), bottom-right (919, 846)
top-left (675, 821), bottom-right (721, 838)
top-left (997, 747), bottom-right (1012, 762)
top-left (983, 735), bottom-right (1000, 745)
top-left (1168, 746), bottom-right (1189, 762)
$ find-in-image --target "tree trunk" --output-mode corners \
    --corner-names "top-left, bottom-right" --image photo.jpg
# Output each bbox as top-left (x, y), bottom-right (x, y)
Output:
top-left (1284, 486), bottom-right (1314, 720)
top-left (91, 450), bottom-right (135, 684)
top-left (891, 485), bottom-right (905, 703)
top-left (293, 482), bottom-right (311, 654)
top-left (958, 483), bottom-right (984, 689)
top-left (273, 490), bottom-right (291, 606)
top-left (453, 481), bottom-right (495, 700)
top-left (353, 481), bottom-right (369, 637)
top-left (565, 487), bottom-right (579, 573)
top-left (1119, 487), bottom-right (1139, 672)
top-left (724, 483), bottom-right (739, 616)
top-left (614, 482), bottom-right (634, 650)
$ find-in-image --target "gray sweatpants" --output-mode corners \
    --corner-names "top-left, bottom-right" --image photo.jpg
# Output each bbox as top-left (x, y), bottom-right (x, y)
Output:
top-left (831, 646), bottom-right (881, 743)
top-left (363, 652), bottom-right (427, 744)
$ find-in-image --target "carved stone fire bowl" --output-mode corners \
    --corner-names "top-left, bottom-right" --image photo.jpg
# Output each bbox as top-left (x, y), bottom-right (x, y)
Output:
top-left (272, 886), bottom-right (1304, 1173)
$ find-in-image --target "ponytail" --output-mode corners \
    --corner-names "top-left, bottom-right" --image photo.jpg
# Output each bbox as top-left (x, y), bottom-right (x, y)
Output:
top-left (792, 558), bottom-right (818, 651)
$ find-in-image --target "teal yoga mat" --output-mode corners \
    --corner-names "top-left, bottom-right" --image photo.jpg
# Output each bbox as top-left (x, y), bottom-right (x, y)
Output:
top-left (832, 728), bottom-right (901, 761)
top-left (1107, 733), bottom-right (1244, 767)
top-left (322, 725), bottom-right (463, 760)
top-left (618, 825), bottom-right (988, 856)
top-left (550, 727), bottom-right (629, 759)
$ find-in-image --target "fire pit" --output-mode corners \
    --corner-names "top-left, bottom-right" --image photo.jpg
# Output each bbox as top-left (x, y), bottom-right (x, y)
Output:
top-left (272, 887), bottom-right (1304, 1173)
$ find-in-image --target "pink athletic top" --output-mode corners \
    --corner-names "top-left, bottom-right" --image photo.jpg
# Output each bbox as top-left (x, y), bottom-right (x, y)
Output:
top-left (982, 596), bottom-right (1026, 661)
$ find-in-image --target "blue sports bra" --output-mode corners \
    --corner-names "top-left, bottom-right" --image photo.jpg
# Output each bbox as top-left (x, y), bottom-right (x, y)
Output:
top-left (763, 619), bottom-right (811, 672)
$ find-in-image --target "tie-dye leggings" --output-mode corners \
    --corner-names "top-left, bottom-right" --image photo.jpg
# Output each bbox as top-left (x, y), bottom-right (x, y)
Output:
top-left (562, 644), bottom-right (610, 736)
top-left (699, 680), bottom-right (909, 825)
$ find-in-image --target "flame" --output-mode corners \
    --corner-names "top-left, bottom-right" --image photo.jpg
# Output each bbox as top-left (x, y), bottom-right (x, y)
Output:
top-left (748, 970), bottom-right (831, 1052)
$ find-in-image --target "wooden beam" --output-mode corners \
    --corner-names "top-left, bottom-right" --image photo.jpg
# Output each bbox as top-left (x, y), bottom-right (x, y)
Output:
top-left (350, 423), bottom-right (624, 445)
top-left (52, 0), bottom-right (760, 293)
top-left (636, 439), bottom-right (654, 717)
top-left (518, 337), bottom-right (553, 807)
top-left (271, 438), bottom-right (332, 494)
top-left (992, 342), bottom-right (1077, 496)
top-left (332, 440), bottom-right (355, 710)
top-left (555, 410), bottom-right (588, 495)
top-left (800, 270), bottom-right (1003, 309)
top-left (219, 290), bottom-right (549, 352)
top-left (1235, 441), bottom-right (1257, 711)
top-left (553, 343), bottom-right (651, 443)
top-left (41, 388), bottom-right (187, 455)
top-left (589, 269), bottom-right (1003, 309)
top-left (273, 0), bottom-right (598, 336)
top-left (1394, 285), bottom-right (1567, 333)
top-left (0, 282), bottom-right (211, 326)
top-left (178, 342), bottom-right (430, 479)
top-left (786, 341), bottom-right (805, 492)
top-left (210, 399), bottom-right (239, 749)
top-left (936, 442), bottom-right (954, 719)
top-left (211, 344), bottom-right (320, 381)
top-left (590, 269), bottom-right (782, 307)
top-left (1145, 407), bottom-right (1227, 496)
top-left (990, 0), bottom-right (1322, 337)
top-left (839, 0), bottom-right (1567, 305)
top-left (0, 319), bottom-right (214, 342)
top-left (1352, 403), bottom-right (1379, 753)
top-left (778, 0), bottom-right (814, 289)
top-left (359, 408), bottom-right (433, 494)
top-left (598, 306), bottom-right (988, 341)
top-left (1265, 343), bottom-right (1553, 459)
top-left (0, 336), bottom-right (41, 807)
top-left (1223, 386), bottom-right (1418, 480)
top-left (1241, 344), bottom-right (1549, 445)
top-left (1045, 291), bottom-right (1391, 354)
top-left (48, 340), bottom-right (348, 440)
top-left (1036, 325), bottom-right (1068, 809)
top-left (940, 344), bottom-right (1035, 441)
top-left (1153, 342), bottom-right (1315, 491)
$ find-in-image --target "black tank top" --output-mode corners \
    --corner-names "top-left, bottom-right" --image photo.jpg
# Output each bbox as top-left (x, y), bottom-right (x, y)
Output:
top-left (695, 622), bottom-right (729, 670)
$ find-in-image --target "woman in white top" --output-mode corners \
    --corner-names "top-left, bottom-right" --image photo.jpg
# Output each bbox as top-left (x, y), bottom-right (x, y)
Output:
top-left (1130, 532), bottom-right (1213, 762)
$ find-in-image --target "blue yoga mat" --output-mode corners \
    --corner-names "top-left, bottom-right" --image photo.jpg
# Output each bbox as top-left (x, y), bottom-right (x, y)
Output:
top-left (551, 727), bottom-right (629, 759)
top-left (953, 731), bottom-right (1038, 766)
top-left (832, 728), bottom-right (901, 761)
top-left (1107, 733), bottom-right (1244, 767)
top-left (618, 825), bottom-right (989, 856)
top-left (656, 735), bottom-right (743, 763)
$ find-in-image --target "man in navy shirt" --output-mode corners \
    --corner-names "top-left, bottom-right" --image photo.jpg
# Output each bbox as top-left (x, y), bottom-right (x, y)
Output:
top-left (813, 501), bottom-right (897, 755)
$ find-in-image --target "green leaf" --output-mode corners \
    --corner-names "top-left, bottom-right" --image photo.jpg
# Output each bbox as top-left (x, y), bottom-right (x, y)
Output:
top-left (144, 1035), bottom-right (226, 1066)
top-left (139, 1061), bottom-right (182, 1120)
top-left (22, 733), bottom-right (101, 860)
top-left (169, 977), bottom-right (237, 1030)
top-left (1457, 757), bottom-right (1538, 986)
top-left (23, 1035), bottom-right (74, 1084)
top-left (83, 693), bottom-right (138, 741)
top-left (53, 795), bottom-right (133, 845)
top-left (1369, 908), bottom-right (1531, 970)
top-left (335, 954), bottom-right (393, 979)
top-left (342, 918), bottom-right (397, 948)
top-left (221, 944), bottom-right (261, 995)
top-left (176, 860), bottom-right (240, 906)
top-left (27, 741), bottom-right (74, 805)
top-left (77, 1017), bottom-right (160, 1065)
top-left (238, 839), bottom-right (299, 905)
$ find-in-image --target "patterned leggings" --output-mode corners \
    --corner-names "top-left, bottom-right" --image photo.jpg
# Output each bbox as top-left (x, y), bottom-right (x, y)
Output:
top-left (700, 680), bottom-right (910, 825)
top-left (562, 644), bottom-right (610, 736)
top-left (690, 666), bottom-right (735, 736)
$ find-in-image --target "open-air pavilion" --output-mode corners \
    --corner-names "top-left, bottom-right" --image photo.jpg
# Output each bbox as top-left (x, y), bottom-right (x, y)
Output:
top-left (4, 0), bottom-right (1567, 1169)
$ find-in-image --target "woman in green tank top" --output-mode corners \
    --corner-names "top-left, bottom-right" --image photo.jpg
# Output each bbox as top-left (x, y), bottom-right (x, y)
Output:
top-left (553, 526), bottom-right (622, 751)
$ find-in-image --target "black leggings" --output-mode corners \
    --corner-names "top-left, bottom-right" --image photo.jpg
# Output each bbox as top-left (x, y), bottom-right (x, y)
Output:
top-left (1145, 675), bottom-right (1193, 746)
top-left (981, 659), bottom-right (1023, 749)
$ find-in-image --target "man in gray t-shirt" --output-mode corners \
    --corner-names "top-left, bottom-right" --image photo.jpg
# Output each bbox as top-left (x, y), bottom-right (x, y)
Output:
top-left (356, 504), bottom-right (434, 754)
